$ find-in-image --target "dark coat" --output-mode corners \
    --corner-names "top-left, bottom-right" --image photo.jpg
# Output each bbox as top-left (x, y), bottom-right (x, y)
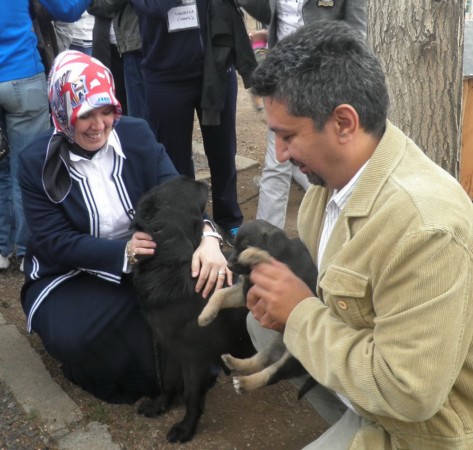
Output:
top-left (201, 0), bottom-right (257, 125)
top-left (18, 116), bottom-right (178, 332)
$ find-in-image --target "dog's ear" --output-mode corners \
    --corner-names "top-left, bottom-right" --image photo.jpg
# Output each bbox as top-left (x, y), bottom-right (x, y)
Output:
top-left (261, 225), bottom-right (290, 258)
top-left (194, 179), bottom-right (209, 212)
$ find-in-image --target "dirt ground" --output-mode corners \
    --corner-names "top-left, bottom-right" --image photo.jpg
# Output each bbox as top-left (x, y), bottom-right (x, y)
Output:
top-left (0, 80), bottom-right (328, 449)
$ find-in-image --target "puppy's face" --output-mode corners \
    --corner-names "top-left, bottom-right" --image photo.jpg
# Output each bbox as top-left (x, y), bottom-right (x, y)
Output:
top-left (228, 220), bottom-right (291, 274)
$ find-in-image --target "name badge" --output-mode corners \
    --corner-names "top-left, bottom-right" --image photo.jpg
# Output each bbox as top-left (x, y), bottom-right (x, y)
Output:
top-left (167, 2), bottom-right (200, 32)
top-left (318, 0), bottom-right (334, 6)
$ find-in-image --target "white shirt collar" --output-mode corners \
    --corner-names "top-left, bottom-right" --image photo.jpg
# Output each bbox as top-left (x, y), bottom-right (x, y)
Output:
top-left (327, 161), bottom-right (369, 211)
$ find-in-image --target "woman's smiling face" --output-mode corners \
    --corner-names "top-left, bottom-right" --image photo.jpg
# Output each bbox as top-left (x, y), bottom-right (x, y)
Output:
top-left (73, 105), bottom-right (115, 151)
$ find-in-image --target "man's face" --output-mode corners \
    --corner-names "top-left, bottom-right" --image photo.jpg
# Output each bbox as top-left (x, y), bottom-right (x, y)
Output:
top-left (264, 98), bottom-right (342, 189)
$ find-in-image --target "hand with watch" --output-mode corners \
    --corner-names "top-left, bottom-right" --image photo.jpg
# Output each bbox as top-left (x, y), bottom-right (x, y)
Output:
top-left (125, 220), bottom-right (230, 298)
top-left (193, 220), bottom-right (231, 298)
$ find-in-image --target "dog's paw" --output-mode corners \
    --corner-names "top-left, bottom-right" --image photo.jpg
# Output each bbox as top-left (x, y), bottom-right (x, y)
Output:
top-left (238, 247), bottom-right (272, 267)
top-left (221, 353), bottom-right (238, 371)
top-left (167, 420), bottom-right (197, 443)
top-left (197, 306), bottom-right (218, 327)
top-left (137, 398), bottom-right (167, 418)
top-left (233, 373), bottom-right (267, 394)
top-left (233, 376), bottom-right (250, 395)
top-left (232, 376), bottom-right (244, 395)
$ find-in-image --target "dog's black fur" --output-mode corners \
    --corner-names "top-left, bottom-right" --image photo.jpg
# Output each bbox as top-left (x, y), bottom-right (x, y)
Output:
top-left (198, 219), bottom-right (318, 396)
top-left (131, 176), bottom-right (254, 443)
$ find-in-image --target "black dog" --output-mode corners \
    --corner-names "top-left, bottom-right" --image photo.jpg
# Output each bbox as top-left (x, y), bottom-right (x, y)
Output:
top-left (198, 219), bottom-right (318, 396)
top-left (131, 176), bottom-right (254, 443)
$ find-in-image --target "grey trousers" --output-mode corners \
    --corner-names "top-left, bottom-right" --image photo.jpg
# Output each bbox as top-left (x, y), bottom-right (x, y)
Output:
top-left (246, 313), bottom-right (371, 449)
top-left (255, 129), bottom-right (310, 229)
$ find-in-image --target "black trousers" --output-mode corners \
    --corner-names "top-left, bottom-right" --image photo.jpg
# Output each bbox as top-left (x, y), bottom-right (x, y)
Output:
top-left (144, 68), bottom-right (243, 231)
top-left (29, 273), bottom-right (158, 404)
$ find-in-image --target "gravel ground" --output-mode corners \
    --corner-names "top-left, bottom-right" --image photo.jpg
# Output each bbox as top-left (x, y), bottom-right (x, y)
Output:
top-left (0, 75), bottom-right (326, 449)
top-left (0, 380), bottom-right (58, 450)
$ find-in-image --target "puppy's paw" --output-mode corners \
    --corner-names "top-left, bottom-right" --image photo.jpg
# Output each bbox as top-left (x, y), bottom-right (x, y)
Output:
top-left (221, 353), bottom-right (238, 371)
top-left (232, 376), bottom-right (246, 395)
top-left (233, 373), bottom-right (267, 394)
top-left (197, 306), bottom-right (218, 326)
top-left (198, 288), bottom-right (232, 326)
top-left (238, 247), bottom-right (272, 267)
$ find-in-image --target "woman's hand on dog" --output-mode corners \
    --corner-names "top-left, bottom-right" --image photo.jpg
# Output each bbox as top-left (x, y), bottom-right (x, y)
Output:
top-left (128, 231), bottom-right (157, 259)
top-left (247, 258), bottom-right (313, 331)
top-left (192, 235), bottom-right (232, 299)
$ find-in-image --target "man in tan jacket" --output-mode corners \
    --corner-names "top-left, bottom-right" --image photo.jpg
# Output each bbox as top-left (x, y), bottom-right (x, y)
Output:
top-left (247, 21), bottom-right (473, 449)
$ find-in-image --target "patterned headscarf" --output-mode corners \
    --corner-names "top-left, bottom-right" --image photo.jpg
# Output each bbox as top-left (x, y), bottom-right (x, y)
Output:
top-left (42, 50), bottom-right (122, 203)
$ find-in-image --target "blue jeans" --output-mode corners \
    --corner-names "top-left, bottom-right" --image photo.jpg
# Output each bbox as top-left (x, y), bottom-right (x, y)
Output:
top-left (0, 72), bottom-right (49, 258)
top-left (69, 44), bottom-right (93, 56)
top-left (123, 51), bottom-right (149, 124)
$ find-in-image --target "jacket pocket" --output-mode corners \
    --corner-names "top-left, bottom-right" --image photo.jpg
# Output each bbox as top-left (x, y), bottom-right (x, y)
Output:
top-left (319, 265), bottom-right (374, 328)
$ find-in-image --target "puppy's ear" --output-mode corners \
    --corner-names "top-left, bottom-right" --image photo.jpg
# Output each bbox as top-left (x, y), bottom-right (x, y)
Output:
top-left (262, 226), bottom-right (289, 257)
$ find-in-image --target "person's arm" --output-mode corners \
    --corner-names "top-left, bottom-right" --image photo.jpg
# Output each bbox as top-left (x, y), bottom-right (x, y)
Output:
top-left (53, 21), bottom-right (74, 51)
top-left (129, 0), bottom-right (181, 18)
top-left (274, 232), bottom-right (473, 422)
top-left (19, 156), bottom-right (128, 279)
top-left (87, 0), bottom-right (127, 18)
top-left (39, 0), bottom-right (91, 22)
top-left (344, 0), bottom-right (367, 40)
top-left (235, 0), bottom-right (271, 27)
top-left (191, 223), bottom-right (230, 299)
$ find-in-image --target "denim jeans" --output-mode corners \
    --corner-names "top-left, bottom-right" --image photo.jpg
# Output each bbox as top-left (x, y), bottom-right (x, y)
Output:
top-left (0, 72), bottom-right (49, 258)
top-left (123, 51), bottom-right (149, 124)
top-left (69, 44), bottom-right (93, 56)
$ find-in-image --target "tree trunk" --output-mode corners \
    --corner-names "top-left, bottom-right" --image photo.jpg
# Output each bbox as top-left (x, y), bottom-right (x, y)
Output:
top-left (367, 1), bottom-right (464, 178)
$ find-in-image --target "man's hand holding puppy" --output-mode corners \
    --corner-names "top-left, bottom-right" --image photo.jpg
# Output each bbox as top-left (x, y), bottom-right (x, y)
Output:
top-left (247, 258), bottom-right (314, 332)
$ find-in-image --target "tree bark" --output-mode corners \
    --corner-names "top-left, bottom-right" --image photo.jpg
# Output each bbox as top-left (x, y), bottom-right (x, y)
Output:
top-left (367, 1), bottom-right (464, 177)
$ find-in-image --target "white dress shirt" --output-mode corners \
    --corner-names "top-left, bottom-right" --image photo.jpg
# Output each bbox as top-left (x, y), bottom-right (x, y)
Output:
top-left (317, 162), bottom-right (368, 411)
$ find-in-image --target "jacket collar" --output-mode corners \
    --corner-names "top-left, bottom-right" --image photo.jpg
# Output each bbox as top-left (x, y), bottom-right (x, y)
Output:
top-left (342, 121), bottom-right (407, 219)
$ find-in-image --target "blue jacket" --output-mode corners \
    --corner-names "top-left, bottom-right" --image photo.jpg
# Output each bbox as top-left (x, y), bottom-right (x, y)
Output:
top-left (19, 116), bottom-right (178, 332)
top-left (0, 0), bottom-right (90, 82)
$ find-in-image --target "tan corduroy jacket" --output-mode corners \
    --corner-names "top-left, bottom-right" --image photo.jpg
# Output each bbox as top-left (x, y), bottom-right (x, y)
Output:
top-left (284, 122), bottom-right (473, 449)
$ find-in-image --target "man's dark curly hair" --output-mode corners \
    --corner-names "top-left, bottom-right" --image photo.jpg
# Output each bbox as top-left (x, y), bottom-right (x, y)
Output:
top-left (251, 21), bottom-right (389, 138)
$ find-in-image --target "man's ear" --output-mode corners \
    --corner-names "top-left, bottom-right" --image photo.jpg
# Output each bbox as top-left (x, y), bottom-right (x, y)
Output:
top-left (332, 104), bottom-right (359, 143)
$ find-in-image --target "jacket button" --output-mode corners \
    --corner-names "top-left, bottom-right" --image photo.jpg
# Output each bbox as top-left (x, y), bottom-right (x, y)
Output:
top-left (337, 300), bottom-right (348, 310)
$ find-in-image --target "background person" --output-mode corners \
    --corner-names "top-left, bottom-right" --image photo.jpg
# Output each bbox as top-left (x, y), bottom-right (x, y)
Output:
top-left (88, 0), bottom-right (149, 123)
top-left (130, 0), bottom-right (257, 245)
top-left (0, 0), bottom-right (90, 271)
top-left (19, 51), bottom-right (228, 404)
top-left (242, 0), bottom-right (367, 230)
top-left (247, 21), bottom-right (473, 449)
top-left (69, 11), bottom-right (95, 55)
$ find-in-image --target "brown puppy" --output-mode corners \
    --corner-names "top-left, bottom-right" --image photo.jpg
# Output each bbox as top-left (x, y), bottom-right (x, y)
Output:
top-left (198, 219), bottom-right (318, 395)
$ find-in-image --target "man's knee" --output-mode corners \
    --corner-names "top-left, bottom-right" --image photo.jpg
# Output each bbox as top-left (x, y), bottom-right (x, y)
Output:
top-left (246, 311), bottom-right (280, 352)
